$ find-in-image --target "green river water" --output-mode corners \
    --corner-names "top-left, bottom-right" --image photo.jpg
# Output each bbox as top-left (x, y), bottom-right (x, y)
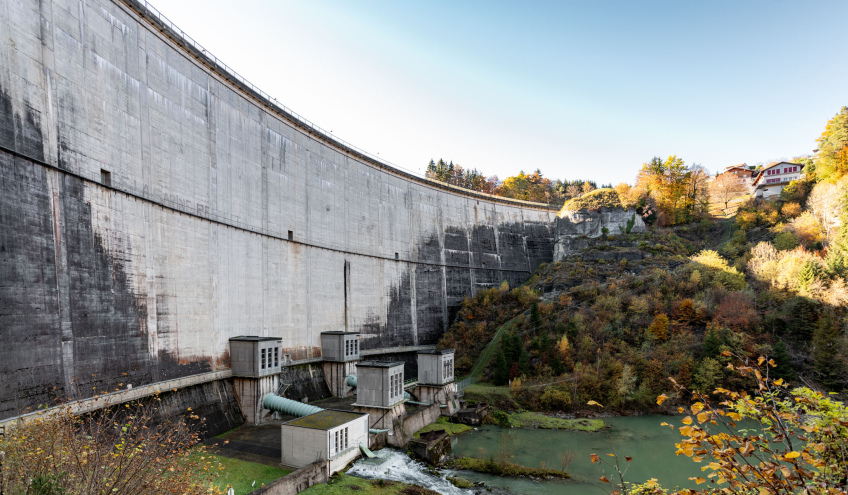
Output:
top-left (449, 415), bottom-right (704, 495)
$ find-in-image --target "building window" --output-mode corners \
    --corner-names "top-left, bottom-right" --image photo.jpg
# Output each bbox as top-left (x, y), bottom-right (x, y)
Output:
top-left (344, 427), bottom-right (349, 449)
top-left (288, 230), bottom-right (293, 241)
top-left (274, 347), bottom-right (279, 367)
top-left (335, 431), bottom-right (339, 453)
top-left (345, 341), bottom-right (349, 356)
top-left (354, 340), bottom-right (358, 355)
top-left (101, 169), bottom-right (111, 186)
top-left (261, 348), bottom-right (266, 369)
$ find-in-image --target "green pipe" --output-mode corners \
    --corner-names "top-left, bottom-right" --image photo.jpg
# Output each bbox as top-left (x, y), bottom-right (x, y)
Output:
top-left (263, 393), bottom-right (323, 417)
top-left (346, 374), bottom-right (357, 388)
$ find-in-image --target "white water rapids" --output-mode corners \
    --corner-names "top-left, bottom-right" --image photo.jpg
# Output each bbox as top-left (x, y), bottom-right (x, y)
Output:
top-left (346, 449), bottom-right (475, 495)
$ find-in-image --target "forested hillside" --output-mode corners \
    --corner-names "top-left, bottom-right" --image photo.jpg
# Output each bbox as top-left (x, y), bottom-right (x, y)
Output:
top-left (439, 107), bottom-right (848, 414)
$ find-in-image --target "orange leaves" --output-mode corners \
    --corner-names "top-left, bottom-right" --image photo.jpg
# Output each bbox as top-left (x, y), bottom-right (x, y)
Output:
top-left (599, 476), bottom-right (610, 483)
top-left (688, 476), bottom-right (707, 485)
top-left (656, 394), bottom-right (669, 406)
top-left (590, 453), bottom-right (601, 464)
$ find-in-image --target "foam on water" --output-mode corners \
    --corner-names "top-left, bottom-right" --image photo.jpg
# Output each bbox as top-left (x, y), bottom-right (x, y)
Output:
top-left (347, 449), bottom-right (473, 495)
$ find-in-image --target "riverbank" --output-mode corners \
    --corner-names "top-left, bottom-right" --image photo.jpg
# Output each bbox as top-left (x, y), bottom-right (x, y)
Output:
top-left (492, 410), bottom-right (605, 430)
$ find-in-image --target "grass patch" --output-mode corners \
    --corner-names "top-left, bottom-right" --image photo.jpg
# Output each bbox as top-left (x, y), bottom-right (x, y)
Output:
top-left (214, 424), bottom-right (244, 439)
top-left (186, 450), bottom-right (290, 494)
top-left (452, 457), bottom-right (569, 478)
top-left (413, 416), bottom-right (472, 439)
top-left (501, 412), bottom-right (605, 431)
top-left (464, 383), bottom-right (512, 396)
top-left (300, 472), bottom-right (439, 495)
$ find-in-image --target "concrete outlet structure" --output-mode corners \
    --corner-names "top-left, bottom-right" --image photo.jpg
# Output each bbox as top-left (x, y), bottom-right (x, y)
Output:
top-left (321, 332), bottom-right (360, 397)
top-left (280, 409), bottom-right (369, 475)
top-left (229, 336), bottom-right (284, 424)
top-left (415, 349), bottom-right (458, 415)
top-left (354, 361), bottom-right (405, 408)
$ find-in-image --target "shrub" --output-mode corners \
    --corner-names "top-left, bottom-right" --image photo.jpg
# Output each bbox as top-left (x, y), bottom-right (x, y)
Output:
top-left (540, 387), bottom-right (572, 411)
top-left (773, 231), bottom-right (799, 250)
top-left (647, 314), bottom-right (669, 341)
top-left (781, 201), bottom-right (802, 218)
top-left (690, 250), bottom-right (746, 290)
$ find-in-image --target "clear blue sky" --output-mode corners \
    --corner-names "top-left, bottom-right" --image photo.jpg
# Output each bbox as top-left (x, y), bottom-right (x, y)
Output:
top-left (153, 0), bottom-right (847, 185)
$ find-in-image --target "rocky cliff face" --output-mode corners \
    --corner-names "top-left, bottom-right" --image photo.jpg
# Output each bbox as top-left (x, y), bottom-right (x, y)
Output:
top-left (554, 207), bottom-right (646, 260)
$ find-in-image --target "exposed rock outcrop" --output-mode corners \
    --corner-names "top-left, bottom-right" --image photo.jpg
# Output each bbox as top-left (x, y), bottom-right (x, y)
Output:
top-left (554, 207), bottom-right (646, 261)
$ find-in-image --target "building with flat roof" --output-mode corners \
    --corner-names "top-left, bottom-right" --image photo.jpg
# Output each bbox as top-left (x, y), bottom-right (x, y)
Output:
top-left (280, 409), bottom-right (369, 474)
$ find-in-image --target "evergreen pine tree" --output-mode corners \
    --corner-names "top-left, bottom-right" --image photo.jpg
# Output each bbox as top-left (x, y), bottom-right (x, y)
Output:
top-left (812, 312), bottom-right (844, 390)
top-left (493, 349), bottom-right (509, 386)
top-left (701, 328), bottom-right (723, 358)
top-left (785, 297), bottom-right (818, 342)
top-left (798, 260), bottom-right (822, 290)
top-left (530, 301), bottom-right (541, 335)
top-left (770, 339), bottom-right (795, 381)
top-left (518, 346), bottom-right (530, 376)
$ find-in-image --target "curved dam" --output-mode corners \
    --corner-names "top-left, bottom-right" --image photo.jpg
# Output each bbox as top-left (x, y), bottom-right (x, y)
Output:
top-left (0, 0), bottom-right (556, 419)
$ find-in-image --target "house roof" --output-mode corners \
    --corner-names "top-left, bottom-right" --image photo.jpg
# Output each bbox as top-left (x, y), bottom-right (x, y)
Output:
top-left (724, 163), bottom-right (748, 171)
top-left (284, 409), bottom-right (365, 430)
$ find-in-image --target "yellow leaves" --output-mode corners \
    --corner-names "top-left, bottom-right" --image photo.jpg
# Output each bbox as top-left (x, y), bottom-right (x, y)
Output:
top-left (690, 402), bottom-right (704, 414)
top-left (727, 412), bottom-right (741, 421)
top-left (587, 400), bottom-right (604, 408)
top-left (656, 394), bottom-right (669, 406)
top-left (689, 477), bottom-right (707, 485)
top-left (784, 451), bottom-right (800, 460)
top-left (708, 462), bottom-right (721, 470)
top-left (757, 356), bottom-right (766, 366)
top-left (681, 416), bottom-right (693, 425)
top-left (696, 412), bottom-right (710, 424)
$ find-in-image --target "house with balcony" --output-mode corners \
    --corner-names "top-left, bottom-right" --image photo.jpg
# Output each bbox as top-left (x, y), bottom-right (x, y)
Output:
top-left (751, 162), bottom-right (804, 199)
top-left (717, 164), bottom-right (758, 188)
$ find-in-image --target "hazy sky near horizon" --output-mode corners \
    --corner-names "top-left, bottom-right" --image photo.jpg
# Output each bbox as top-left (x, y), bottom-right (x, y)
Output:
top-left (153, 0), bottom-right (847, 185)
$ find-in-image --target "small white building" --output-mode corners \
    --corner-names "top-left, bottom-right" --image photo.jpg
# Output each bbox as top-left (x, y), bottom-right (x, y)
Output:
top-left (280, 409), bottom-right (369, 474)
top-left (320, 331), bottom-right (361, 362)
top-left (752, 162), bottom-right (804, 198)
top-left (417, 349), bottom-right (455, 385)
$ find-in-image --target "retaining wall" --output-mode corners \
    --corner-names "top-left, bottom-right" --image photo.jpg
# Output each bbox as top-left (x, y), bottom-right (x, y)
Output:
top-left (0, 0), bottom-right (555, 419)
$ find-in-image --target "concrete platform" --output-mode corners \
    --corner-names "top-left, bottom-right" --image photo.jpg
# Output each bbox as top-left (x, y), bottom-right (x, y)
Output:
top-left (204, 421), bottom-right (293, 468)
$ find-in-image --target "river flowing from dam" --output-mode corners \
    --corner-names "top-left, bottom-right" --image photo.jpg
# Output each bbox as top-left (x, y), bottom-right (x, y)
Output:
top-left (347, 415), bottom-right (709, 495)
top-left (449, 415), bottom-right (704, 495)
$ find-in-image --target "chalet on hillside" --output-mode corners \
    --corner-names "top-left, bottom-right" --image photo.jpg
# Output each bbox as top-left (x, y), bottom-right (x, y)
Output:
top-left (751, 162), bottom-right (804, 199)
top-left (716, 164), bottom-right (758, 188)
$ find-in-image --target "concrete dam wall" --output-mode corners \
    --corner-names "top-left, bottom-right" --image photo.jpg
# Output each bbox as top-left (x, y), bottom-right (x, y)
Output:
top-left (0, 0), bottom-right (556, 419)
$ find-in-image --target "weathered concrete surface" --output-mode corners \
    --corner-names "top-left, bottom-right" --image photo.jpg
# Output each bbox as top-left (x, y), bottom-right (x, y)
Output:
top-left (248, 460), bottom-right (329, 495)
top-left (0, 0), bottom-right (557, 420)
top-left (554, 208), bottom-right (646, 260)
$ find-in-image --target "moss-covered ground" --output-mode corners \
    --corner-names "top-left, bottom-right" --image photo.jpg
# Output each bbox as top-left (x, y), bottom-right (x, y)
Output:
top-left (187, 450), bottom-right (291, 494)
top-left (300, 472), bottom-right (439, 495)
top-left (503, 412), bottom-right (605, 431)
top-left (413, 416), bottom-right (472, 439)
